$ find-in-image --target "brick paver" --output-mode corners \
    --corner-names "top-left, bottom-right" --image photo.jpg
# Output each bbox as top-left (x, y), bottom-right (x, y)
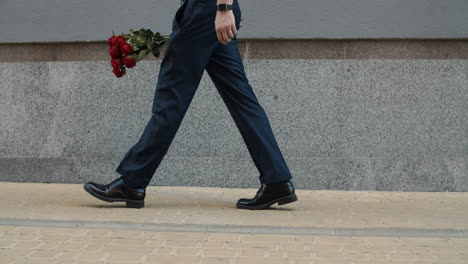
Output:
top-left (0, 182), bottom-right (467, 263)
top-left (1, 225), bottom-right (468, 264)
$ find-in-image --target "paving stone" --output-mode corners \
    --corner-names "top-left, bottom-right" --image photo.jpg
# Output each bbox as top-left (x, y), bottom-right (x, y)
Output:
top-left (202, 257), bottom-right (234, 264)
top-left (145, 255), bottom-right (203, 263)
top-left (1, 183), bottom-right (467, 230)
top-left (238, 248), bottom-right (267, 257)
top-left (203, 248), bottom-right (238, 257)
top-left (234, 257), bottom-right (290, 264)
top-left (0, 183), bottom-right (467, 263)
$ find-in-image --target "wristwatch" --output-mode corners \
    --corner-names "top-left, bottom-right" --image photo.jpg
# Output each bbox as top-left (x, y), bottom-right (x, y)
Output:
top-left (217, 3), bottom-right (233, 11)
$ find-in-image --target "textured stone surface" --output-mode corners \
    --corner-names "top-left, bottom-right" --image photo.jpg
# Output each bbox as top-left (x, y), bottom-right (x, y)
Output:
top-left (2, 225), bottom-right (468, 264)
top-left (1, 182), bottom-right (468, 263)
top-left (0, 59), bottom-right (467, 190)
top-left (1, 0), bottom-right (468, 42)
top-left (2, 40), bottom-right (468, 63)
top-left (1, 182), bottom-right (468, 230)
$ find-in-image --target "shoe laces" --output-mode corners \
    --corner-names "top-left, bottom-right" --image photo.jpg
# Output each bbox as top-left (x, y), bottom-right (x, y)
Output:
top-left (107, 177), bottom-right (124, 188)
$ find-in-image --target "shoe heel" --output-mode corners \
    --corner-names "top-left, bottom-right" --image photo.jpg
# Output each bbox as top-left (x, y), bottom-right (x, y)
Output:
top-left (277, 194), bottom-right (298, 205)
top-left (126, 200), bottom-right (144, 208)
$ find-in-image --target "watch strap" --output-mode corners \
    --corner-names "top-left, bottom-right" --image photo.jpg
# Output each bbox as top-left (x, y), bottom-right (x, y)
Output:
top-left (217, 3), bottom-right (233, 11)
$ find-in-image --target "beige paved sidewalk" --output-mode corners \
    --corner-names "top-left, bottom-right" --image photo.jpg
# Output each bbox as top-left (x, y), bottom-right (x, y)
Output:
top-left (2, 225), bottom-right (468, 264)
top-left (1, 182), bottom-right (467, 229)
top-left (0, 182), bottom-right (467, 263)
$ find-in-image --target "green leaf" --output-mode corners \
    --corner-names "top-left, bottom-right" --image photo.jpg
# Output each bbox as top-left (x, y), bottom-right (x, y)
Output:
top-left (146, 35), bottom-right (154, 50)
top-left (136, 35), bottom-right (147, 44)
top-left (137, 49), bottom-right (148, 61)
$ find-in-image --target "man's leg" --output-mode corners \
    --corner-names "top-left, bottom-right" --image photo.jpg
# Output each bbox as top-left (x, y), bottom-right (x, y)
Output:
top-left (204, 12), bottom-right (292, 185)
top-left (115, 0), bottom-right (220, 188)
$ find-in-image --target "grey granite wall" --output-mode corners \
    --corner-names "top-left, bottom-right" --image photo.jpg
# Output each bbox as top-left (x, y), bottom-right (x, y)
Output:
top-left (1, 0), bottom-right (467, 43)
top-left (0, 59), bottom-right (467, 191)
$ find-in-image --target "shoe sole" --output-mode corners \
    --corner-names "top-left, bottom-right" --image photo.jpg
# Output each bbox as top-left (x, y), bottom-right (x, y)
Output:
top-left (235, 194), bottom-right (298, 210)
top-left (83, 184), bottom-right (145, 209)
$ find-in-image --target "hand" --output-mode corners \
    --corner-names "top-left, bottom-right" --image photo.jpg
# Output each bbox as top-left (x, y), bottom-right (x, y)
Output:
top-left (215, 10), bottom-right (237, 45)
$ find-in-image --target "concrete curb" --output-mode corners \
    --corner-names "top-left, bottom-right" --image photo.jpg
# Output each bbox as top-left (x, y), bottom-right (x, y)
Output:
top-left (1, 218), bottom-right (466, 238)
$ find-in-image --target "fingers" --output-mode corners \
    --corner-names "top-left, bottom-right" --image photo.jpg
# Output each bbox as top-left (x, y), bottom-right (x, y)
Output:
top-left (216, 31), bottom-right (227, 45)
top-left (215, 12), bottom-right (238, 45)
top-left (227, 25), bottom-right (236, 39)
top-left (216, 30), bottom-right (224, 44)
top-left (218, 25), bottom-right (237, 45)
top-left (231, 24), bottom-right (237, 37)
top-left (221, 31), bottom-right (229, 44)
top-left (217, 29), bottom-right (229, 45)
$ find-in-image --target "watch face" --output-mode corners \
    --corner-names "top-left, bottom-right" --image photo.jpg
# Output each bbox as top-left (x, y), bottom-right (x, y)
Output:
top-left (218, 3), bottom-right (227, 10)
top-left (217, 3), bottom-right (232, 11)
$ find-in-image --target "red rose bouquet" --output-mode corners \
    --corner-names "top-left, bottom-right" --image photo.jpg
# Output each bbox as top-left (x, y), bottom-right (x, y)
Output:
top-left (108, 28), bottom-right (170, 78)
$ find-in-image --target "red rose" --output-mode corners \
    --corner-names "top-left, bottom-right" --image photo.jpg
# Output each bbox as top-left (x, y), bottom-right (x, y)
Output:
top-left (110, 59), bottom-right (121, 70)
top-left (112, 67), bottom-right (125, 78)
top-left (120, 43), bottom-right (133, 56)
top-left (109, 46), bottom-right (121, 59)
top-left (123, 56), bottom-right (136, 68)
top-left (107, 35), bottom-right (119, 47)
top-left (116, 35), bottom-right (127, 46)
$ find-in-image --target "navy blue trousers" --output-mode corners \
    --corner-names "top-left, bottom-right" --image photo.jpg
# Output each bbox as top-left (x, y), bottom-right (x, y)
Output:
top-left (116, 0), bottom-right (292, 188)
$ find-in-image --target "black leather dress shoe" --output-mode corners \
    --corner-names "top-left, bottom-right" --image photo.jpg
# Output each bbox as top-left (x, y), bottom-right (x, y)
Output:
top-left (83, 176), bottom-right (145, 208)
top-left (236, 181), bottom-right (298, 210)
